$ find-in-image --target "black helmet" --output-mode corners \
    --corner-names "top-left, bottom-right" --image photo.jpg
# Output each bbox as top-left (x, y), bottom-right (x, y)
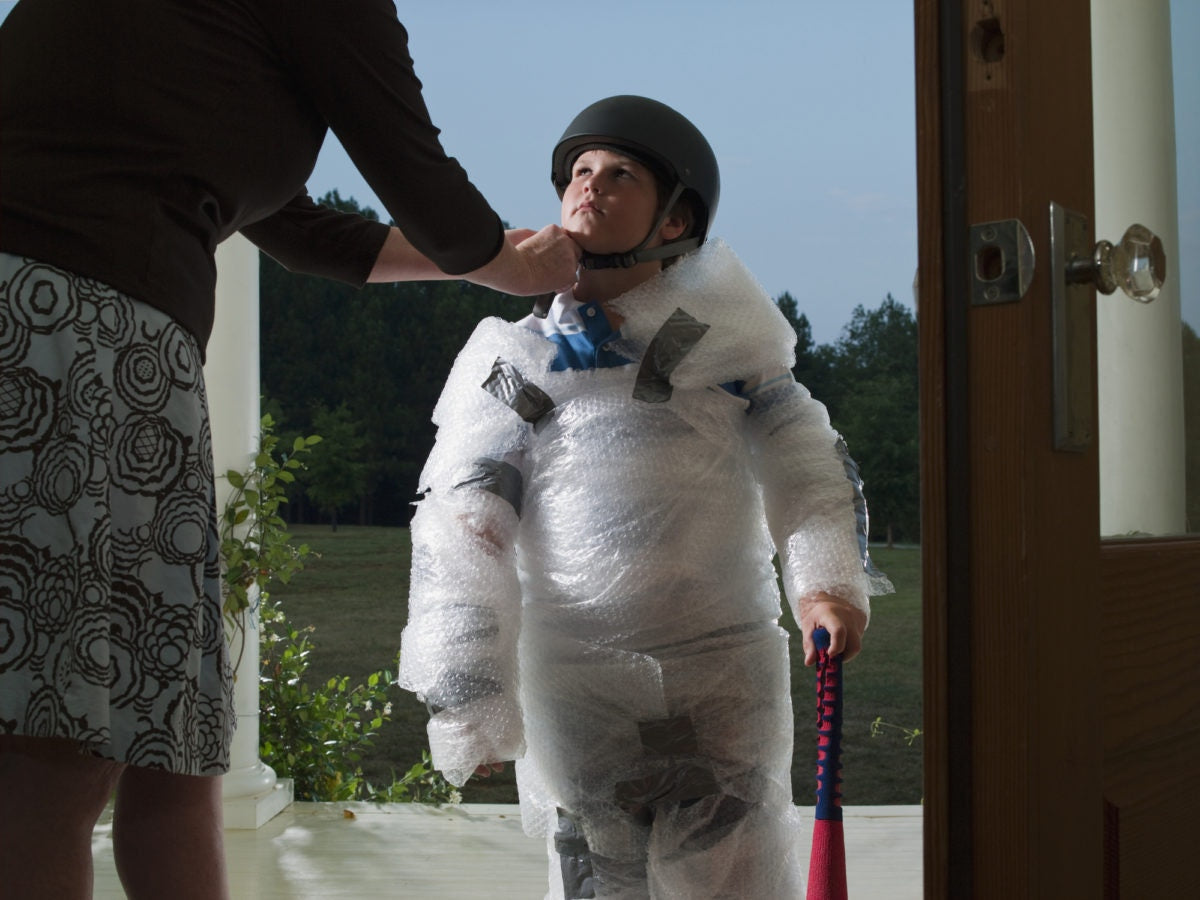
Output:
top-left (551, 95), bottom-right (720, 269)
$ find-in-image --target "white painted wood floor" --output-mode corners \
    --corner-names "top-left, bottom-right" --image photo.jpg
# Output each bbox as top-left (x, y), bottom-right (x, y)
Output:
top-left (92, 803), bottom-right (922, 898)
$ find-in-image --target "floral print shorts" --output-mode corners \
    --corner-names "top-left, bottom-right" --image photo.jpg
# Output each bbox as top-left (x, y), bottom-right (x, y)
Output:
top-left (0, 253), bottom-right (233, 774)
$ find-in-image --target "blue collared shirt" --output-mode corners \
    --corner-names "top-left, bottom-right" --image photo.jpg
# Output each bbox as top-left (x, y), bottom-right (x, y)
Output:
top-left (516, 291), bottom-right (791, 406)
top-left (517, 292), bottom-right (633, 371)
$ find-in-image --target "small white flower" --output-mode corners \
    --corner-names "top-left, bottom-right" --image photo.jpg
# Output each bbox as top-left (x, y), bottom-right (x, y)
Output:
top-left (363, 700), bottom-right (373, 711)
top-left (383, 702), bottom-right (393, 716)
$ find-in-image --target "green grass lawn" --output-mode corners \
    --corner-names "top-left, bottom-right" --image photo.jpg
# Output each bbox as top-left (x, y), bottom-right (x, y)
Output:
top-left (267, 525), bottom-right (922, 805)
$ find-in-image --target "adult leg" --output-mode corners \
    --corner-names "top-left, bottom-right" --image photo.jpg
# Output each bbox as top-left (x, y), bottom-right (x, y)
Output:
top-left (111, 765), bottom-right (229, 900)
top-left (0, 735), bottom-right (124, 899)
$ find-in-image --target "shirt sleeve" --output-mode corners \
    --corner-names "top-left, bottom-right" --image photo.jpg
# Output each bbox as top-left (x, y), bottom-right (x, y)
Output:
top-left (240, 191), bottom-right (391, 286)
top-left (276, 0), bottom-right (505, 275)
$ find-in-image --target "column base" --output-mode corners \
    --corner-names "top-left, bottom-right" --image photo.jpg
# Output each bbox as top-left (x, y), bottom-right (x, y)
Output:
top-left (223, 776), bottom-right (293, 830)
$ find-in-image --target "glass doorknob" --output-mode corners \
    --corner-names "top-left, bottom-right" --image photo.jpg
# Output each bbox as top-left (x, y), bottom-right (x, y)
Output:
top-left (1048, 204), bottom-right (1170, 451)
top-left (1065, 223), bottom-right (1166, 303)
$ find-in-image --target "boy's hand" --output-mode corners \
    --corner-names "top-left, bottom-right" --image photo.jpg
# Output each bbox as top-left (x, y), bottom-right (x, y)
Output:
top-left (799, 593), bottom-right (867, 666)
top-left (474, 761), bottom-right (507, 778)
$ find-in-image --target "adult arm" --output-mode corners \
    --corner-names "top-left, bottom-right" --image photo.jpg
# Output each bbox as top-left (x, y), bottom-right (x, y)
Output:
top-left (255, 2), bottom-right (581, 294)
top-left (279, 1), bottom-right (514, 276)
top-left (244, 194), bottom-right (579, 296)
top-left (368, 224), bottom-right (580, 296)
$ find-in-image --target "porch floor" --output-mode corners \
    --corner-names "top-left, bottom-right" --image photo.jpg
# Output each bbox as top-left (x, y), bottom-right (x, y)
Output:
top-left (92, 802), bottom-right (922, 898)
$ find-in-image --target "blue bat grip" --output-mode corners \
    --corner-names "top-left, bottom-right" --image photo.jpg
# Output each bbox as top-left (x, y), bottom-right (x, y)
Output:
top-left (812, 627), bottom-right (844, 822)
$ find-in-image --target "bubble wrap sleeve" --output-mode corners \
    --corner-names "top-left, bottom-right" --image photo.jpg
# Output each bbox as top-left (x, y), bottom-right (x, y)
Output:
top-left (745, 369), bottom-right (892, 625)
top-left (399, 480), bottom-right (525, 787)
top-left (399, 322), bottom-right (546, 786)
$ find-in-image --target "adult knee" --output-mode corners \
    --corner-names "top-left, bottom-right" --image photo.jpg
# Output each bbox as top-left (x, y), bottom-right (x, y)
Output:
top-left (0, 735), bottom-right (123, 828)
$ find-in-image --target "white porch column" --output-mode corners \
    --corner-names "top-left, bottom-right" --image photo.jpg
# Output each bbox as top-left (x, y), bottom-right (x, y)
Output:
top-left (208, 233), bottom-right (293, 828)
top-left (1093, 0), bottom-right (1186, 535)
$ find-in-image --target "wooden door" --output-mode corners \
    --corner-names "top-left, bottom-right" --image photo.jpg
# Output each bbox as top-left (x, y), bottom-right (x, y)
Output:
top-left (915, 1), bottom-right (1200, 896)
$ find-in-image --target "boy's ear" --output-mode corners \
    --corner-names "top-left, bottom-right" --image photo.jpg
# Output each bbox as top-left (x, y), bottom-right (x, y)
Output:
top-left (658, 214), bottom-right (688, 243)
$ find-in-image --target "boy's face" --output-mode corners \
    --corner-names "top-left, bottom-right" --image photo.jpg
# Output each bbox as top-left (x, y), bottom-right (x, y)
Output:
top-left (560, 148), bottom-right (683, 255)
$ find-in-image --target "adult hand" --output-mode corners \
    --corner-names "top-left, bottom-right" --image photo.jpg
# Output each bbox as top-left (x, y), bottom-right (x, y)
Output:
top-left (474, 761), bottom-right (507, 778)
top-left (504, 228), bottom-right (537, 245)
top-left (367, 224), bottom-right (579, 293)
top-left (469, 224), bottom-right (580, 296)
top-left (799, 593), bottom-right (868, 666)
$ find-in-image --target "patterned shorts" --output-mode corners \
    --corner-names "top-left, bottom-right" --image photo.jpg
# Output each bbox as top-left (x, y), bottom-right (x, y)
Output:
top-left (0, 253), bottom-right (233, 775)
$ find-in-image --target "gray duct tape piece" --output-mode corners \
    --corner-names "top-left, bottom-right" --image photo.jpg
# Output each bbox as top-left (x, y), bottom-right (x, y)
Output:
top-left (424, 671), bottom-right (503, 715)
top-left (636, 715), bottom-right (699, 756)
top-left (554, 809), bottom-right (597, 899)
top-left (453, 457), bottom-right (524, 517)
top-left (632, 308), bottom-right (710, 403)
top-left (835, 435), bottom-right (886, 578)
top-left (483, 357), bottom-right (556, 427)
top-left (612, 715), bottom-right (720, 823)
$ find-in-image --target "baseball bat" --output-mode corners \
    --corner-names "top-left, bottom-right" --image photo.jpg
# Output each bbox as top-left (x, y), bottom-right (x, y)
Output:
top-left (806, 626), bottom-right (848, 900)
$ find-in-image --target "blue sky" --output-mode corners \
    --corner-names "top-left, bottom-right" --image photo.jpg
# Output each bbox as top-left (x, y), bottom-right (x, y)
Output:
top-left (311, 1), bottom-right (921, 344)
top-left (1, 0), bottom-right (1194, 342)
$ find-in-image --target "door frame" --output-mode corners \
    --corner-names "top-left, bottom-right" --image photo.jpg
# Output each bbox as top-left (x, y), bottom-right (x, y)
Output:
top-left (917, 1), bottom-right (1106, 895)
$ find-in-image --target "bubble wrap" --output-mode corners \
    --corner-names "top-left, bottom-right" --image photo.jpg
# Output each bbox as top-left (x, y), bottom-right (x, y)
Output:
top-left (400, 239), bottom-right (888, 897)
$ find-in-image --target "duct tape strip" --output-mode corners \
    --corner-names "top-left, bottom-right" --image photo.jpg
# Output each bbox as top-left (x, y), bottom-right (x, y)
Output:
top-left (637, 715), bottom-right (699, 756)
top-left (554, 809), bottom-right (597, 899)
top-left (453, 457), bottom-right (524, 517)
top-left (483, 357), bottom-right (556, 427)
top-left (632, 307), bottom-right (710, 403)
top-left (835, 435), bottom-right (886, 579)
top-left (613, 715), bottom-right (719, 822)
top-left (425, 671), bottom-right (503, 715)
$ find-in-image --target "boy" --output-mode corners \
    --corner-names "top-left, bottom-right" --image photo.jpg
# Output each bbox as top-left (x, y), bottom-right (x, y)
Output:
top-left (399, 95), bottom-right (890, 899)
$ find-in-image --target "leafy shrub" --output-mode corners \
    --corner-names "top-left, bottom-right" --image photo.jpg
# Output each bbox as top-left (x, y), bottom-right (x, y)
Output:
top-left (257, 593), bottom-right (458, 804)
top-left (221, 415), bottom-right (456, 804)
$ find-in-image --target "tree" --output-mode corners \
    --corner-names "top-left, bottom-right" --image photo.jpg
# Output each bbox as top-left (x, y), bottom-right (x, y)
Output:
top-left (302, 403), bottom-right (368, 531)
top-left (775, 291), bottom-right (920, 545)
top-left (776, 291), bottom-right (837, 414)
top-left (258, 191), bottom-right (530, 525)
top-left (260, 193), bottom-right (921, 541)
top-left (824, 295), bottom-right (919, 546)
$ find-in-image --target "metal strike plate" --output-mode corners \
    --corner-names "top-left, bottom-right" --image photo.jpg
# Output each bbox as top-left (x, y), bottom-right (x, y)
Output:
top-left (969, 218), bottom-right (1035, 305)
top-left (1049, 202), bottom-right (1094, 451)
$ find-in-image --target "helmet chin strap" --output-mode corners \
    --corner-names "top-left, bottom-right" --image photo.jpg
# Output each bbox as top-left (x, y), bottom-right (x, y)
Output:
top-left (579, 238), bottom-right (702, 270)
top-left (578, 182), bottom-right (701, 270)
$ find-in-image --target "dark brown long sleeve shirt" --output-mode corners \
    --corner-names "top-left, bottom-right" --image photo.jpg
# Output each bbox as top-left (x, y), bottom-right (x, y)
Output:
top-left (0, 0), bottom-right (504, 353)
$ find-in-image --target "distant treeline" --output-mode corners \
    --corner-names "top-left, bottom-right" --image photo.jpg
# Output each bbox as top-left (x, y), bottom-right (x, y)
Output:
top-left (259, 192), bottom-right (921, 543)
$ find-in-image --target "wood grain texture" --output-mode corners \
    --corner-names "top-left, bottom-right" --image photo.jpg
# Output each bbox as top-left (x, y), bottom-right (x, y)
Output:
top-left (914, 1), bottom-right (951, 896)
top-left (1101, 538), bottom-right (1200, 896)
top-left (918, 0), bottom-right (1106, 896)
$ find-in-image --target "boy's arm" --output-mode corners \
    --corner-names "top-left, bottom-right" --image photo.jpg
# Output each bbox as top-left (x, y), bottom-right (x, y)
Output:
top-left (397, 333), bottom-right (533, 785)
top-left (399, 462), bottom-right (526, 787)
top-left (743, 368), bottom-right (890, 657)
top-left (398, 320), bottom-right (553, 784)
